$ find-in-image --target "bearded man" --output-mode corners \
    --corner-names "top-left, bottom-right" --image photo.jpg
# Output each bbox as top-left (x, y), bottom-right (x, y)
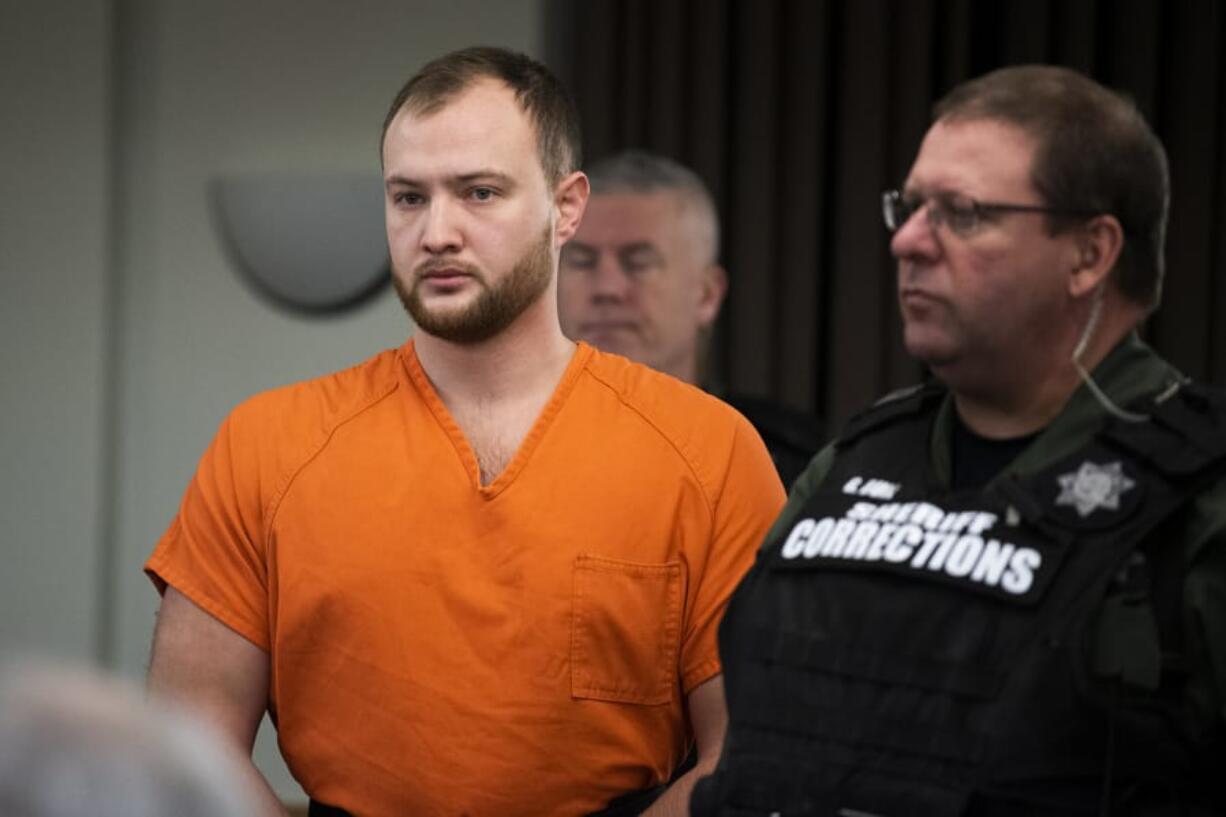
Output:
top-left (143, 47), bottom-right (784, 817)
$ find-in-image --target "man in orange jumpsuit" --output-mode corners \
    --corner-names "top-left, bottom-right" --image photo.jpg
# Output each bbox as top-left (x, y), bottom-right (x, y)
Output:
top-left (144, 47), bottom-right (784, 817)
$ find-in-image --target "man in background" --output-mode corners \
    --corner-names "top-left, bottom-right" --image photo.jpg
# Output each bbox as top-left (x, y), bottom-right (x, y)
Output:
top-left (559, 150), bottom-right (820, 486)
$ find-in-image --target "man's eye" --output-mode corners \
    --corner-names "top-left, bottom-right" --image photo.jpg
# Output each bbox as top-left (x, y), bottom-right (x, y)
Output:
top-left (469, 187), bottom-right (496, 202)
top-left (561, 250), bottom-right (595, 270)
top-left (621, 253), bottom-right (658, 273)
top-left (393, 192), bottom-right (422, 206)
top-left (940, 200), bottom-right (979, 232)
top-left (899, 197), bottom-right (924, 222)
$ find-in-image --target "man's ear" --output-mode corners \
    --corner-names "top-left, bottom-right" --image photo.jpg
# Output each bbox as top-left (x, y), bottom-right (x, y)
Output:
top-left (1069, 213), bottom-right (1125, 298)
top-left (552, 171), bottom-right (590, 246)
top-left (697, 264), bottom-right (728, 326)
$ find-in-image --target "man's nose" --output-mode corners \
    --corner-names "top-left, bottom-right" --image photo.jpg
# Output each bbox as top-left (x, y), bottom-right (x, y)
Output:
top-left (591, 256), bottom-right (632, 300)
top-left (420, 199), bottom-right (462, 254)
top-left (889, 202), bottom-right (939, 263)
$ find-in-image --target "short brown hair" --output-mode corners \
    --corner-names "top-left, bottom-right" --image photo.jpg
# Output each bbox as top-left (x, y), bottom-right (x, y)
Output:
top-left (935, 65), bottom-right (1169, 311)
top-left (381, 46), bottom-right (582, 187)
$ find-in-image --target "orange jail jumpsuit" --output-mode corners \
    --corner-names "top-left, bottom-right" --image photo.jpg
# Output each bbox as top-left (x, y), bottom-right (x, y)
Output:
top-left (146, 339), bottom-right (785, 816)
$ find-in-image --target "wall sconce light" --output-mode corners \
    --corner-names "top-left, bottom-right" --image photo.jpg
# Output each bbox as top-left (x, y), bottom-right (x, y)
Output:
top-left (210, 173), bottom-right (390, 315)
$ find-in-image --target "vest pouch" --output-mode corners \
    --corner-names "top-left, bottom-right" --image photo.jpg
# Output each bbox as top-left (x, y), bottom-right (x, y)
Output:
top-left (833, 764), bottom-right (969, 817)
top-left (692, 755), bottom-right (823, 816)
top-left (699, 741), bottom-right (970, 817)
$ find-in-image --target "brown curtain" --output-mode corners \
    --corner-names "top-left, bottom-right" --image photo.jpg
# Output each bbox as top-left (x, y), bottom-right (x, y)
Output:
top-left (548, 0), bottom-right (1226, 427)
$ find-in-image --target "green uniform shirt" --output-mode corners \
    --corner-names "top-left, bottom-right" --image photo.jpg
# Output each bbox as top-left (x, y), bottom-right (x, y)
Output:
top-left (766, 333), bottom-right (1226, 732)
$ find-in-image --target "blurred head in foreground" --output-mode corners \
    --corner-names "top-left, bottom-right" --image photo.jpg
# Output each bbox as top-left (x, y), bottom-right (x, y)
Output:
top-left (0, 661), bottom-right (257, 817)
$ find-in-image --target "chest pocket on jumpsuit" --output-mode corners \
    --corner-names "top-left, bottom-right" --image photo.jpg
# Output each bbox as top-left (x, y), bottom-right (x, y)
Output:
top-left (570, 553), bottom-right (685, 705)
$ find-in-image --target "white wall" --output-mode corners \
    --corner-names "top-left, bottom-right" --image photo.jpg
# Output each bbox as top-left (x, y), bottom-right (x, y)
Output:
top-left (2, 0), bottom-right (543, 805)
top-left (0, 2), bottom-right (112, 661)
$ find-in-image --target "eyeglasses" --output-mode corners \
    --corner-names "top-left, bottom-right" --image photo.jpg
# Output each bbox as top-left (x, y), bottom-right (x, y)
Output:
top-left (881, 189), bottom-right (1098, 237)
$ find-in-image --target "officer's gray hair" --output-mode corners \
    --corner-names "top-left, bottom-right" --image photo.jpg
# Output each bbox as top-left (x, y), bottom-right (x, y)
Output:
top-left (0, 661), bottom-right (257, 817)
top-left (586, 150), bottom-right (721, 265)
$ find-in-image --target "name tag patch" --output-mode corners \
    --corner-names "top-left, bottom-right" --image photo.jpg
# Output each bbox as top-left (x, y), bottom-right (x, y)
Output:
top-left (771, 491), bottom-right (1063, 605)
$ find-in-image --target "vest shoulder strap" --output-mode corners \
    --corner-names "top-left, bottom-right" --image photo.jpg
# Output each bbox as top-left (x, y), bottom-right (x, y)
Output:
top-left (1104, 381), bottom-right (1226, 479)
top-left (836, 383), bottom-right (945, 450)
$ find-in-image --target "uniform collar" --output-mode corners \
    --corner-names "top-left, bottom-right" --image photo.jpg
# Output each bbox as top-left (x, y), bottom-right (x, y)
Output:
top-left (930, 332), bottom-right (1184, 488)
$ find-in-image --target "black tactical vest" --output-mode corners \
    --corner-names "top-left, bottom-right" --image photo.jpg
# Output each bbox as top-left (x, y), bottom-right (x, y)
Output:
top-left (694, 383), bottom-right (1226, 817)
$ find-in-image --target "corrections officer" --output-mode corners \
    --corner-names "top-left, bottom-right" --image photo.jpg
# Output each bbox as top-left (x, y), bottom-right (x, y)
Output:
top-left (693, 65), bottom-right (1226, 816)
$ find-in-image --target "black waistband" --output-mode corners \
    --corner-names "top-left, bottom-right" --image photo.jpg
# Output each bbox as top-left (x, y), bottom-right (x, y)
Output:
top-left (309, 785), bottom-right (666, 817)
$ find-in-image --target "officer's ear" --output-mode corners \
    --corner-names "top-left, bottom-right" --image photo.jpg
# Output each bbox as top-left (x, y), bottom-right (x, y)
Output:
top-left (697, 264), bottom-right (728, 327)
top-left (1068, 213), bottom-right (1124, 299)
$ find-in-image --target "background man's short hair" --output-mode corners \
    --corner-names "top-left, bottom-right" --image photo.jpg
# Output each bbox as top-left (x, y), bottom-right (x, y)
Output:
top-left (934, 64), bottom-right (1169, 311)
top-left (381, 46), bottom-right (582, 187)
top-left (586, 150), bottom-right (721, 264)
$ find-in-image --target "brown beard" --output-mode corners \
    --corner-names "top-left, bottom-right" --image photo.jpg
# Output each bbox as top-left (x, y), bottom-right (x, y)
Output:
top-left (394, 225), bottom-right (553, 344)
